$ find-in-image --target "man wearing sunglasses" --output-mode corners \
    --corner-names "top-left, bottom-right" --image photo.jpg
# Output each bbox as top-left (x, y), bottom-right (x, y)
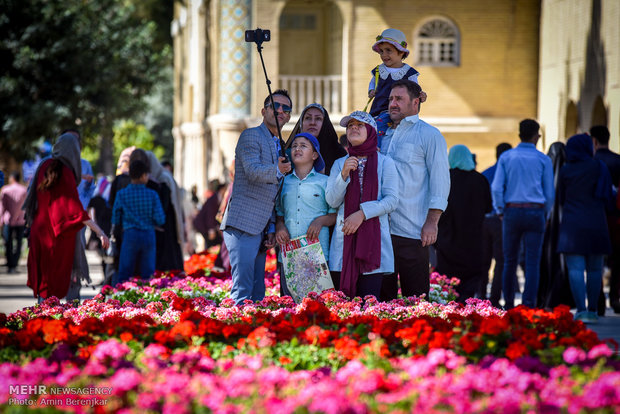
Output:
top-left (222, 89), bottom-right (292, 305)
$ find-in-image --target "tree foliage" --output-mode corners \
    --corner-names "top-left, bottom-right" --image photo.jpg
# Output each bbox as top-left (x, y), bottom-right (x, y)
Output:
top-left (82, 120), bottom-right (165, 170)
top-left (0, 0), bottom-right (170, 173)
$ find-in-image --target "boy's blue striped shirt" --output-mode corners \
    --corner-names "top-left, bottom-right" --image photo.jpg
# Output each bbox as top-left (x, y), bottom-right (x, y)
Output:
top-left (111, 183), bottom-right (165, 230)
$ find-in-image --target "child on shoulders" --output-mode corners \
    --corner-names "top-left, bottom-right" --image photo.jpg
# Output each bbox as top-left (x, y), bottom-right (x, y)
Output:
top-left (368, 28), bottom-right (426, 117)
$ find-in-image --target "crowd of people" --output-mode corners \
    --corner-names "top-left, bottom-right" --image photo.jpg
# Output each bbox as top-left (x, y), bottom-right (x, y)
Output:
top-left (0, 131), bottom-right (193, 304)
top-left (1, 28), bottom-right (618, 321)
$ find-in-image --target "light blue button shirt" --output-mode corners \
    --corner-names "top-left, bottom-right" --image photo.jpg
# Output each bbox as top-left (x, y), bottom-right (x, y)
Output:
top-left (78, 158), bottom-right (95, 209)
top-left (276, 168), bottom-right (335, 260)
top-left (491, 142), bottom-right (555, 214)
top-left (379, 114), bottom-right (450, 239)
top-left (326, 154), bottom-right (399, 274)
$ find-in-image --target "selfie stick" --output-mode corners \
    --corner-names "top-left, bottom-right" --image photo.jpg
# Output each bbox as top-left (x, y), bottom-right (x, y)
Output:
top-left (252, 30), bottom-right (287, 160)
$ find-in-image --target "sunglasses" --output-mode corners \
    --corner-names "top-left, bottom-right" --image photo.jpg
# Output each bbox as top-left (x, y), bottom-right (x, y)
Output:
top-left (266, 102), bottom-right (292, 114)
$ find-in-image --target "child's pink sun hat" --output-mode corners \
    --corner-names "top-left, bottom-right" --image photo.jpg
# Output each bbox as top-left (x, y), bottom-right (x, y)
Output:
top-left (372, 28), bottom-right (409, 59)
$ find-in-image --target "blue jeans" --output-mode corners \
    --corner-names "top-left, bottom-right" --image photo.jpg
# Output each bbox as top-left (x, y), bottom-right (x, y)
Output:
top-left (502, 207), bottom-right (545, 308)
top-left (223, 227), bottom-right (266, 304)
top-left (114, 228), bottom-right (156, 285)
top-left (565, 254), bottom-right (604, 313)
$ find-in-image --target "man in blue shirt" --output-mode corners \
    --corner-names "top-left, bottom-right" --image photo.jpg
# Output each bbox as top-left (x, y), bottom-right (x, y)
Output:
top-left (379, 79), bottom-right (450, 301)
top-left (111, 160), bottom-right (165, 284)
top-left (481, 142), bottom-right (512, 306)
top-left (491, 119), bottom-right (554, 308)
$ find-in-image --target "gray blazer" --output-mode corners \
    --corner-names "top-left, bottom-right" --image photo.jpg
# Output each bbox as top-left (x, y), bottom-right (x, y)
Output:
top-left (225, 123), bottom-right (280, 235)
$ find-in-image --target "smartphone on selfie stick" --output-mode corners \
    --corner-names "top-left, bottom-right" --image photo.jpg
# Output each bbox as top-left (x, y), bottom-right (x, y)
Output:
top-left (245, 28), bottom-right (288, 162)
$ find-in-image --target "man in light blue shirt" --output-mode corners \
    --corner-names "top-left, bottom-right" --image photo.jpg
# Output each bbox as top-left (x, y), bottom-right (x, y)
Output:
top-left (380, 79), bottom-right (450, 301)
top-left (491, 119), bottom-right (554, 309)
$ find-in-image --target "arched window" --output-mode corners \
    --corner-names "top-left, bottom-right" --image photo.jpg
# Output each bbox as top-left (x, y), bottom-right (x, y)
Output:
top-left (591, 95), bottom-right (607, 127)
top-left (414, 17), bottom-right (460, 66)
top-left (565, 101), bottom-right (578, 138)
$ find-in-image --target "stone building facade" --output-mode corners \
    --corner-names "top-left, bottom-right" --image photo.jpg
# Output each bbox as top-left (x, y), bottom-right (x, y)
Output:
top-left (172, 0), bottom-right (545, 194)
top-left (538, 0), bottom-right (619, 149)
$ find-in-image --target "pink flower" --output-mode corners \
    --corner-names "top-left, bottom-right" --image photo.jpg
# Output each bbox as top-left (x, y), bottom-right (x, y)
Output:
top-left (587, 344), bottom-right (613, 360)
top-left (91, 339), bottom-right (131, 362)
top-left (220, 298), bottom-right (236, 308)
top-left (144, 343), bottom-right (168, 359)
top-left (563, 347), bottom-right (586, 364)
top-left (110, 368), bottom-right (142, 392)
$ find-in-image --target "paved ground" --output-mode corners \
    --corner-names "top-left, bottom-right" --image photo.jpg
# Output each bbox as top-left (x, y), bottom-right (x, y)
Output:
top-left (1, 250), bottom-right (619, 351)
top-left (0, 250), bottom-right (107, 315)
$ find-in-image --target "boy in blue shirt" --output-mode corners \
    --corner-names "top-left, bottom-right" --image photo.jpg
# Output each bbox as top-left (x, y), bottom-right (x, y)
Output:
top-left (111, 160), bottom-right (165, 284)
top-left (275, 133), bottom-right (337, 297)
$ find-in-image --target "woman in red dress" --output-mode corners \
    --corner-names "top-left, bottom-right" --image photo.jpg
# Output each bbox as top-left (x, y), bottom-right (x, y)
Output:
top-left (24, 133), bottom-right (109, 301)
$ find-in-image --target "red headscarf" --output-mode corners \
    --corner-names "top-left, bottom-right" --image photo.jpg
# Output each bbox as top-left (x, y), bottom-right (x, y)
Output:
top-left (340, 124), bottom-right (381, 298)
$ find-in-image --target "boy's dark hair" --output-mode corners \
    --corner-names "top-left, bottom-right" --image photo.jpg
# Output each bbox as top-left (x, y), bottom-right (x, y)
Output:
top-left (518, 119), bottom-right (540, 141)
top-left (496, 143), bottom-right (512, 159)
top-left (130, 149), bottom-right (151, 171)
top-left (339, 134), bottom-right (348, 147)
top-left (263, 89), bottom-right (292, 108)
top-left (9, 171), bottom-right (21, 182)
top-left (129, 160), bottom-right (149, 180)
top-left (590, 125), bottom-right (610, 146)
top-left (391, 79), bottom-right (421, 100)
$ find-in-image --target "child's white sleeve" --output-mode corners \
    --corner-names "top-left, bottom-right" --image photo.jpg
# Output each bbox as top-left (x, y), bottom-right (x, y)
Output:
top-left (408, 72), bottom-right (419, 83)
top-left (368, 77), bottom-right (376, 91)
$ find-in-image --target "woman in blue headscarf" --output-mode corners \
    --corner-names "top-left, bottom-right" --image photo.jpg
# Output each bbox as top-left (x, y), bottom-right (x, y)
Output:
top-left (435, 145), bottom-right (492, 302)
top-left (557, 133), bottom-right (613, 323)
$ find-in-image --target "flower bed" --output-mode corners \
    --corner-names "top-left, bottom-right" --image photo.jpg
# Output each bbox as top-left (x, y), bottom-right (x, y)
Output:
top-left (1, 250), bottom-right (619, 412)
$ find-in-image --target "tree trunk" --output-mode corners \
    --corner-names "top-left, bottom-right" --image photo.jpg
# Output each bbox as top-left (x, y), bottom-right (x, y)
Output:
top-left (99, 133), bottom-right (115, 176)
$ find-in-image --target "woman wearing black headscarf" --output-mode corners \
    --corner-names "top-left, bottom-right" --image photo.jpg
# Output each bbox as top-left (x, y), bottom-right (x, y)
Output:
top-left (435, 145), bottom-right (492, 302)
top-left (538, 141), bottom-right (573, 309)
top-left (557, 134), bottom-right (613, 322)
top-left (286, 103), bottom-right (346, 175)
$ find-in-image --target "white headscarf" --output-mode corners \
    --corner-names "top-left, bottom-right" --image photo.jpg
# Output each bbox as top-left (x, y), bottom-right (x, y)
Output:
top-left (146, 151), bottom-right (185, 246)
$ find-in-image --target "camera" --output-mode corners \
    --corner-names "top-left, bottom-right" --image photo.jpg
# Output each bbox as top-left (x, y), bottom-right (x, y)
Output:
top-left (245, 28), bottom-right (270, 45)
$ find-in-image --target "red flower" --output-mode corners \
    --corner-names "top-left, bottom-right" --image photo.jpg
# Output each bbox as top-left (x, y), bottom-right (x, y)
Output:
top-left (505, 341), bottom-right (529, 360)
top-left (458, 332), bottom-right (482, 354)
top-left (304, 325), bottom-right (333, 347)
top-left (479, 316), bottom-right (510, 336)
top-left (334, 336), bottom-right (360, 360)
top-left (170, 320), bottom-right (196, 341)
top-left (119, 332), bottom-right (133, 342)
top-left (428, 331), bottom-right (453, 349)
